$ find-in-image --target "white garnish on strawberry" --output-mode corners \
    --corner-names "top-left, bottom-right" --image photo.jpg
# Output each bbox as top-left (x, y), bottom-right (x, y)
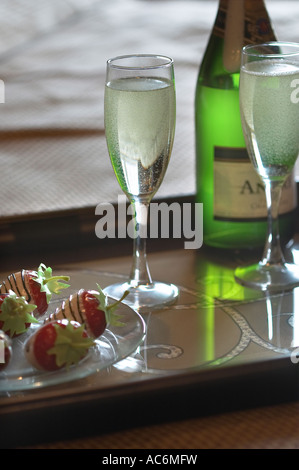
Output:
top-left (45, 284), bottom-right (128, 338)
top-left (0, 263), bottom-right (70, 315)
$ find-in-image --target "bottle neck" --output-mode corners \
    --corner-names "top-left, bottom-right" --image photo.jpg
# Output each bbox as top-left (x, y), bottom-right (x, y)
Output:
top-left (198, 0), bottom-right (276, 88)
top-left (215, 0), bottom-right (276, 72)
top-left (219, 0), bottom-right (267, 9)
top-left (223, 0), bottom-right (244, 73)
top-left (215, 0), bottom-right (276, 43)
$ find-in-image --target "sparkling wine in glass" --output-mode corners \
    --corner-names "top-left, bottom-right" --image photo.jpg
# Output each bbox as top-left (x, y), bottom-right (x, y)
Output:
top-left (104, 54), bottom-right (179, 311)
top-left (234, 42), bottom-right (299, 291)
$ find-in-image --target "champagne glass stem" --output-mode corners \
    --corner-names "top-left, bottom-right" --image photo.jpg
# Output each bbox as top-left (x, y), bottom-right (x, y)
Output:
top-left (129, 200), bottom-right (152, 287)
top-left (261, 179), bottom-right (285, 267)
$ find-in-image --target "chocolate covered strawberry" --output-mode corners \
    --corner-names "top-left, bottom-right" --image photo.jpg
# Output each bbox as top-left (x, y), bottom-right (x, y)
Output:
top-left (25, 319), bottom-right (95, 371)
top-left (0, 291), bottom-right (38, 338)
top-left (0, 263), bottom-right (70, 316)
top-left (46, 284), bottom-right (127, 338)
top-left (0, 330), bottom-right (12, 371)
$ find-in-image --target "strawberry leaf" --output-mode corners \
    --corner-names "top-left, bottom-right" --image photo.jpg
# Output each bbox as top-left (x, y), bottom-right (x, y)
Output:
top-left (0, 290), bottom-right (38, 337)
top-left (33, 263), bottom-right (70, 303)
top-left (94, 283), bottom-right (128, 328)
top-left (47, 322), bottom-right (95, 368)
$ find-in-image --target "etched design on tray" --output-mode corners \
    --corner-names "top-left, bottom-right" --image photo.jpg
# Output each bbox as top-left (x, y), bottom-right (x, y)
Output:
top-left (208, 304), bottom-right (291, 367)
top-left (141, 344), bottom-right (183, 360)
top-left (138, 295), bottom-right (293, 373)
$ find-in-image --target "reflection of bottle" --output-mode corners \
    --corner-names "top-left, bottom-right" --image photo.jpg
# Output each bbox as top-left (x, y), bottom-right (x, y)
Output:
top-left (197, 247), bottom-right (260, 304)
top-left (195, 0), bottom-right (297, 249)
top-left (196, 247), bottom-right (260, 363)
top-left (197, 248), bottom-right (296, 357)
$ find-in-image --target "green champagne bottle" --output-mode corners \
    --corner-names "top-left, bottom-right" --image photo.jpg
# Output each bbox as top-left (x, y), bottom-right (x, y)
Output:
top-left (195, 0), bottom-right (297, 250)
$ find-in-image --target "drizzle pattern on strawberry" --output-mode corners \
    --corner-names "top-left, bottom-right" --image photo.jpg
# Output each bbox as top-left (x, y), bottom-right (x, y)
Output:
top-left (0, 271), bottom-right (33, 303)
top-left (45, 284), bottom-right (127, 338)
top-left (0, 264), bottom-right (70, 316)
top-left (48, 289), bottom-right (92, 335)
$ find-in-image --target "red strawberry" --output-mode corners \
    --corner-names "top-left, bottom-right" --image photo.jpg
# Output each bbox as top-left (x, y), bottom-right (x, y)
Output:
top-left (0, 291), bottom-right (38, 338)
top-left (24, 319), bottom-right (95, 371)
top-left (0, 263), bottom-right (70, 316)
top-left (0, 330), bottom-right (12, 371)
top-left (46, 284), bottom-right (127, 338)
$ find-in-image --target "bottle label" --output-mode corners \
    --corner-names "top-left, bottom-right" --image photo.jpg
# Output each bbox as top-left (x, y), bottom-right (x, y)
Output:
top-left (213, 146), bottom-right (297, 221)
top-left (214, 0), bottom-right (275, 45)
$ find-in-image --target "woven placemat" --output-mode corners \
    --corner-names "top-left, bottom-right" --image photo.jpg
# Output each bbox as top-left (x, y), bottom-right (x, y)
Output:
top-left (0, 0), bottom-right (202, 220)
top-left (22, 400), bottom-right (299, 449)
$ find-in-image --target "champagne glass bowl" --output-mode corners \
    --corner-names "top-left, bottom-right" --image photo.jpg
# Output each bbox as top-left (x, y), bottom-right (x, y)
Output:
top-left (234, 42), bottom-right (299, 292)
top-left (103, 54), bottom-right (179, 312)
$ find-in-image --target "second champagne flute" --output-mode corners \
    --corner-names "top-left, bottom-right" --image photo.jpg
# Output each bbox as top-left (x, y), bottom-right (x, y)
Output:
top-left (104, 54), bottom-right (179, 312)
top-left (234, 42), bottom-right (299, 292)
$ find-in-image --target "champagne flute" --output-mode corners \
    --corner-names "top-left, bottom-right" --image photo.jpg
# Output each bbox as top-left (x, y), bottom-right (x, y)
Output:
top-left (234, 42), bottom-right (299, 292)
top-left (104, 54), bottom-right (179, 311)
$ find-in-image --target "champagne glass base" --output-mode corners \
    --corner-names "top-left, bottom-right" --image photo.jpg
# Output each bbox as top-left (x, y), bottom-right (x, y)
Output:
top-left (104, 281), bottom-right (179, 313)
top-left (234, 262), bottom-right (299, 293)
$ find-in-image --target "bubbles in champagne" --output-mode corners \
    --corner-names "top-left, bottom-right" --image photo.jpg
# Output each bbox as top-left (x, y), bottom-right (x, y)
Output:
top-left (240, 60), bottom-right (299, 179)
top-left (105, 77), bottom-right (175, 197)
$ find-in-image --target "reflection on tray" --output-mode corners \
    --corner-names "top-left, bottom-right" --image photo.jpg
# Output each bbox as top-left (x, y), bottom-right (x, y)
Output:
top-left (127, 250), bottom-right (299, 374)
